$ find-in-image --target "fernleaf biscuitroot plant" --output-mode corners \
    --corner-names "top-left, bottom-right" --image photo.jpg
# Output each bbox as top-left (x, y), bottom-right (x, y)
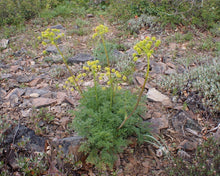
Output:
top-left (39, 25), bottom-right (161, 169)
top-left (71, 86), bottom-right (146, 169)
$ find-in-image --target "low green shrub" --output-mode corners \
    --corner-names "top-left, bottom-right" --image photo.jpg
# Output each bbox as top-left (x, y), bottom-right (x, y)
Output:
top-left (168, 137), bottom-right (220, 176)
top-left (154, 0), bottom-right (220, 29)
top-left (107, 0), bottom-right (219, 30)
top-left (126, 14), bottom-right (157, 34)
top-left (70, 86), bottom-right (147, 169)
top-left (0, 0), bottom-right (64, 26)
top-left (160, 57), bottom-right (220, 114)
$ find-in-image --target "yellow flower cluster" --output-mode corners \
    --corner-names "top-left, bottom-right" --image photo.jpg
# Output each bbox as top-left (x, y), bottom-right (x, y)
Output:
top-left (38, 28), bottom-right (64, 46)
top-left (132, 37), bottom-right (161, 62)
top-left (83, 60), bottom-right (101, 73)
top-left (64, 72), bottom-right (88, 91)
top-left (92, 25), bottom-right (109, 39)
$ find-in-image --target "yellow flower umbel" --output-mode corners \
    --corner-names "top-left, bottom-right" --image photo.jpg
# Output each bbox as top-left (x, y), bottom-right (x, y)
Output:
top-left (92, 25), bottom-right (109, 39)
top-left (118, 37), bottom-right (161, 129)
top-left (39, 28), bottom-right (82, 94)
top-left (92, 25), bottom-right (110, 67)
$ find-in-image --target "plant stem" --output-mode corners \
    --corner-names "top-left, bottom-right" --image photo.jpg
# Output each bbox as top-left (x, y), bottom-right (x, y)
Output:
top-left (101, 35), bottom-right (113, 108)
top-left (54, 44), bottom-right (83, 95)
top-left (93, 71), bottom-right (98, 110)
top-left (101, 36), bottom-right (110, 66)
top-left (118, 55), bottom-right (150, 129)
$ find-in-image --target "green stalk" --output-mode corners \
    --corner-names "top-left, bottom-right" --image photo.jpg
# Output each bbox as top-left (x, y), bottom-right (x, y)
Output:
top-left (101, 35), bottom-right (113, 108)
top-left (93, 70), bottom-right (98, 110)
top-left (118, 55), bottom-right (150, 129)
top-left (54, 44), bottom-right (83, 95)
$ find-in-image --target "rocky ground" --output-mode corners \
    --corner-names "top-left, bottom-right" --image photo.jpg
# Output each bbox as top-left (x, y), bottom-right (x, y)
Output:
top-left (0, 16), bottom-right (219, 175)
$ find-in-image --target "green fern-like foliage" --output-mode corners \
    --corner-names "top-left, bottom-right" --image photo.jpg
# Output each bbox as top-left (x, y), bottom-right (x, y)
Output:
top-left (71, 86), bottom-right (148, 169)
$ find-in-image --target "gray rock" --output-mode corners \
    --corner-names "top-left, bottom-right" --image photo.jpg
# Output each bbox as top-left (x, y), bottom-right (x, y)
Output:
top-left (177, 150), bottom-right (191, 159)
top-left (30, 93), bottom-right (40, 98)
top-left (0, 88), bottom-right (6, 99)
top-left (0, 63), bottom-right (8, 69)
top-left (172, 110), bottom-right (201, 135)
top-left (32, 97), bottom-right (57, 108)
top-left (46, 45), bottom-right (58, 54)
top-left (0, 39), bottom-right (9, 49)
top-left (146, 88), bottom-right (173, 107)
top-left (125, 48), bottom-right (137, 56)
top-left (16, 75), bottom-right (34, 83)
top-left (165, 68), bottom-right (176, 75)
top-left (25, 88), bottom-right (50, 97)
top-left (213, 127), bottom-right (220, 144)
top-left (1, 125), bottom-right (45, 169)
top-left (9, 93), bottom-right (19, 107)
top-left (52, 136), bottom-right (84, 162)
top-left (50, 24), bottom-right (64, 30)
top-left (1, 73), bottom-right (12, 79)
top-left (13, 48), bottom-right (27, 57)
top-left (50, 55), bottom-right (63, 64)
top-left (87, 14), bottom-right (94, 18)
top-left (5, 88), bottom-right (26, 99)
top-left (147, 116), bottom-right (169, 134)
top-left (178, 140), bottom-right (198, 152)
top-left (67, 53), bottom-right (95, 64)
top-left (19, 99), bottom-right (32, 108)
top-left (151, 61), bottom-right (167, 74)
top-left (112, 49), bottom-right (123, 58)
top-left (21, 108), bottom-right (32, 117)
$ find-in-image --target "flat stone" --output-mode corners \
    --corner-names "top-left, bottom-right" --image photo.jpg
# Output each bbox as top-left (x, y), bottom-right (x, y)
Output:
top-left (21, 109), bottom-right (32, 117)
top-left (5, 88), bottom-right (26, 99)
top-left (152, 112), bottom-right (162, 118)
top-left (46, 45), bottom-right (58, 54)
top-left (0, 39), bottom-right (9, 49)
top-left (10, 65), bottom-right (23, 72)
top-left (30, 93), bottom-right (40, 98)
top-left (56, 92), bottom-right (67, 104)
top-left (146, 88), bottom-right (172, 107)
top-left (147, 116), bottom-right (169, 134)
top-left (16, 75), bottom-right (34, 83)
top-left (165, 68), bottom-right (176, 75)
top-left (13, 48), bottom-right (27, 57)
top-left (19, 99), bottom-right (32, 108)
top-left (0, 88), bottom-right (7, 99)
top-left (166, 62), bottom-right (176, 69)
top-left (67, 53), bottom-right (95, 64)
top-left (1, 73), bottom-right (12, 79)
top-left (1, 125), bottom-right (45, 169)
top-left (25, 88), bottom-right (50, 97)
top-left (135, 76), bottom-right (152, 89)
top-left (178, 140), bottom-right (198, 152)
top-left (125, 48), bottom-right (137, 56)
top-left (50, 55), bottom-right (63, 64)
top-left (28, 78), bottom-right (44, 87)
top-left (32, 97), bottom-right (57, 108)
top-left (171, 110), bottom-right (201, 135)
top-left (87, 14), bottom-right (94, 18)
top-left (151, 61), bottom-right (167, 74)
top-left (213, 127), bottom-right (220, 144)
top-left (50, 24), bottom-right (64, 29)
top-left (52, 136), bottom-right (84, 162)
top-left (177, 150), bottom-right (191, 159)
top-left (9, 94), bottom-right (19, 107)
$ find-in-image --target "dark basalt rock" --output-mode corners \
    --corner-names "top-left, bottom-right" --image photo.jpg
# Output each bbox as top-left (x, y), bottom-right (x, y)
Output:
top-left (1, 125), bottom-right (46, 169)
top-left (67, 53), bottom-right (96, 64)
